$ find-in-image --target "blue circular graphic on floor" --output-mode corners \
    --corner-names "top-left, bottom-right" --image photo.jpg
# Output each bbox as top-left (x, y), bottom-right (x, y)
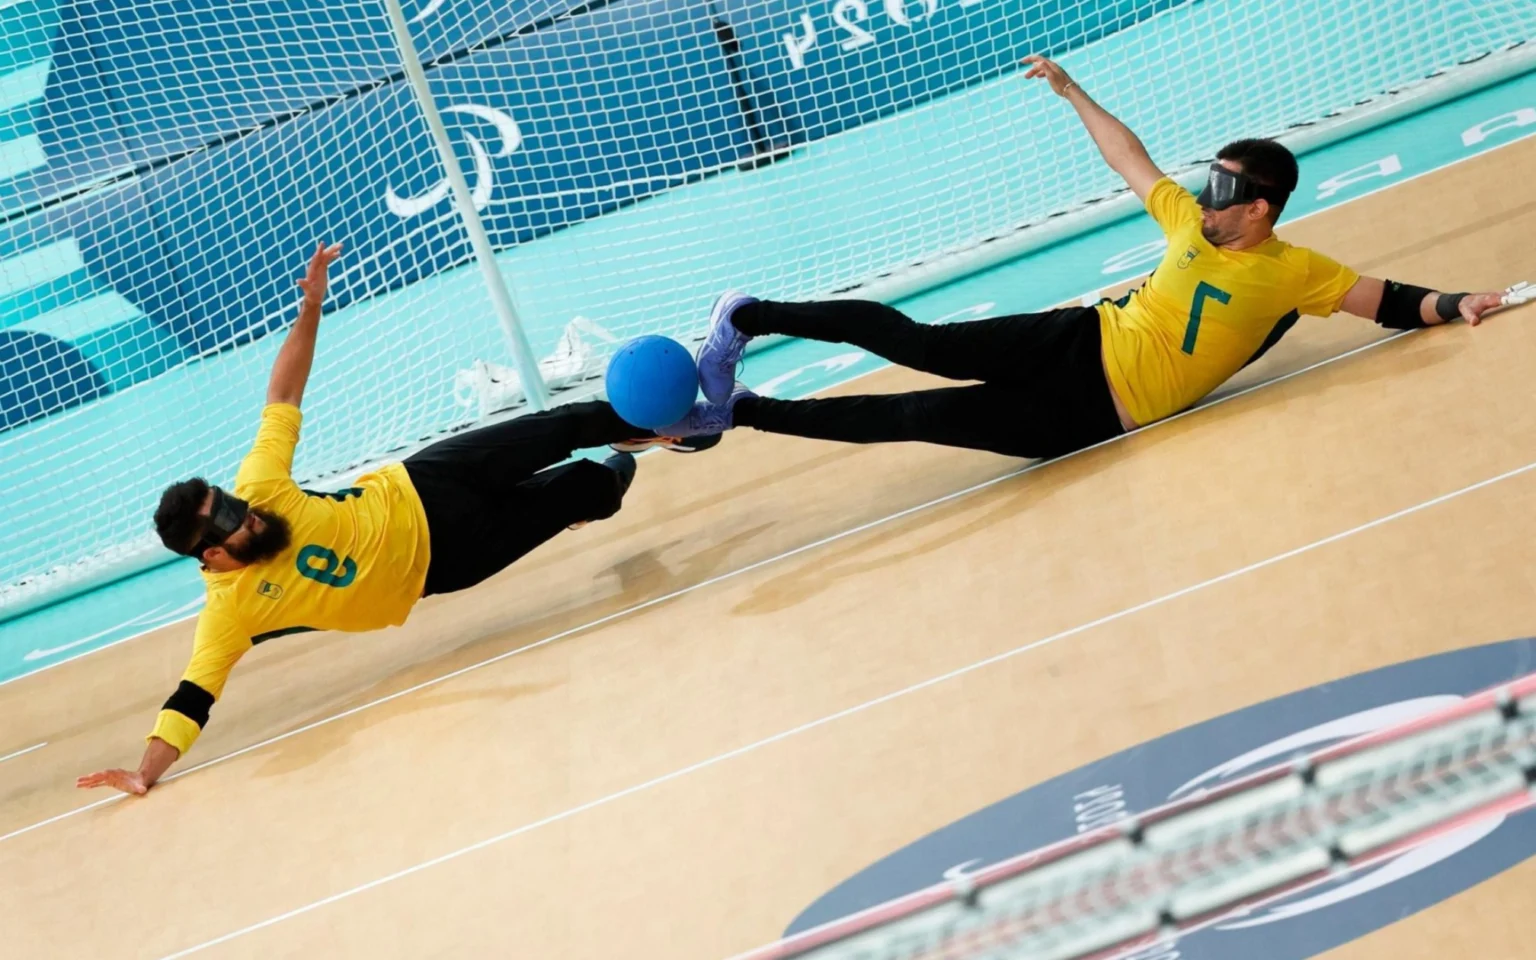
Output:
top-left (788, 638), bottom-right (1536, 959)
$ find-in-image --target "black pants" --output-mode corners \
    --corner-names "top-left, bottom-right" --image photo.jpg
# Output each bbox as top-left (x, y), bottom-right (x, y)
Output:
top-left (732, 300), bottom-right (1125, 460)
top-left (405, 401), bottom-right (641, 596)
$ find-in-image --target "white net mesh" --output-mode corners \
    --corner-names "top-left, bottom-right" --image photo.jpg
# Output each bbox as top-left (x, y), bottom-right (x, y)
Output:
top-left (733, 675), bottom-right (1536, 960)
top-left (2, 0), bottom-right (1535, 613)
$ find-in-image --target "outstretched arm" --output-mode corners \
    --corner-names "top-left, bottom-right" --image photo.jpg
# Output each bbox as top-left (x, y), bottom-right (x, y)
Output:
top-left (1340, 277), bottom-right (1526, 328)
top-left (77, 619), bottom-right (251, 797)
top-left (267, 241), bottom-right (343, 408)
top-left (1022, 55), bottom-right (1164, 201)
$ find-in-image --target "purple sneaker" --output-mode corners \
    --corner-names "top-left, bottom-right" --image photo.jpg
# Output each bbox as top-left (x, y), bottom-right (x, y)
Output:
top-left (696, 291), bottom-right (757, 404)
top-left (658, 383), bottom-right (755, 437)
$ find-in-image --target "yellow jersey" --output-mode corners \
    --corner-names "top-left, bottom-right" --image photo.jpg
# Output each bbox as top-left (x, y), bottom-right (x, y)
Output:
top-left (1097, 177), bottom-right (1360, 426)
top-left (149, 403), bottom-right (432, 755)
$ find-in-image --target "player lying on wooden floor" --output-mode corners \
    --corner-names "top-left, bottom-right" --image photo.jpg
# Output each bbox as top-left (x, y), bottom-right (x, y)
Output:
top-left (663, 55), bottom-right (1531, 459)
top-left (79, 242), bottom-right (717, 796)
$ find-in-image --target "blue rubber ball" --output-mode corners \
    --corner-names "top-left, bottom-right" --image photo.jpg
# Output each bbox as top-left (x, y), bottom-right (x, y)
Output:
top-left (605, 334), bottom-right (698, 430)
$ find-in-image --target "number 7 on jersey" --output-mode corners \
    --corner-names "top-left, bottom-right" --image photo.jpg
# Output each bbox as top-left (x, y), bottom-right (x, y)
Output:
top-left (1184, 281), bottom-right (1232, 354)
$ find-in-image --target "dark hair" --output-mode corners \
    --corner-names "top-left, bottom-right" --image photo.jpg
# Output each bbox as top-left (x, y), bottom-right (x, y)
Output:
top-left (1217, 138), bottom-right (1298, 219)
top-left (155, 477), bottom-right (209, 556)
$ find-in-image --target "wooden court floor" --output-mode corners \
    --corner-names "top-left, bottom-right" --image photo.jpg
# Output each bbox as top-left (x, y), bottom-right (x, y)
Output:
top-left (3, 137), bottom-right (1536, 959)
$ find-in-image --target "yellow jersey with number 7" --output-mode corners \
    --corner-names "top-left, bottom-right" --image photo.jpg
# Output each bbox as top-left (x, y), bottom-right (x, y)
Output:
top-left (1096, 177), bottom-right (1360, 426)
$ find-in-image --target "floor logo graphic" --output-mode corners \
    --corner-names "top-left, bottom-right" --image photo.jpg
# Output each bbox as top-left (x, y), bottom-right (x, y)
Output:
top-left (22, 594), bottom-right (205, 663)
top-left (788, 639), bottom-right (1536, 959)
top-left (755, 352), bottom-right (868, 397)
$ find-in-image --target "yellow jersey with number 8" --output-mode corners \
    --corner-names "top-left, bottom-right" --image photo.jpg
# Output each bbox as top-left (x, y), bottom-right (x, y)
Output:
top-left (1097, 177), bottom-right (1359, 426)
top-left (148, 403), bottom-right (431, 755)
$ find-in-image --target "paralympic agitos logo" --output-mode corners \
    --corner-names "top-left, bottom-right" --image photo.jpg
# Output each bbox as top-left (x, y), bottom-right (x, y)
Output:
top-left (384, 103), bottom-right (524, 219)
top-left (410, 0), bottom-right (447, 24)
top-left (787, 638), bottom-right (1536, 959)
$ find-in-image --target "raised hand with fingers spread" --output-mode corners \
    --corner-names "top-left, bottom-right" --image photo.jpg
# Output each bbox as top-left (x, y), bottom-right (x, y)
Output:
top-left (1020, 55), bottom-right (1079, 97)
top-left (296, 240), bottom-right (343, 306)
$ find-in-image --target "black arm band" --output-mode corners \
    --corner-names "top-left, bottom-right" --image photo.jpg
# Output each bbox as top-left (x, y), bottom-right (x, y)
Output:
top-left (162, 680), bottom-right (215, 728)
top-left (1377, 280), bottom-right (1433, 330)
top-left (1436, 292), bottom-right (1469, 322)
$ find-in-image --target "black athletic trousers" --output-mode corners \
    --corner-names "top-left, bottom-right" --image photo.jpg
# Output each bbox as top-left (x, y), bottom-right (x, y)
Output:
top-left (730, 300), bottom-right (1126, 459)
top-left (404, 400), bottom-right (642, 596)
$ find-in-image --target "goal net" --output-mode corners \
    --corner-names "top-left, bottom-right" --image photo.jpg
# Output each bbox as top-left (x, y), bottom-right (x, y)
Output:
top-left (2, 0), bottom-right (1533, 615)
top-left (730, 673), bottom-right (1536, 960)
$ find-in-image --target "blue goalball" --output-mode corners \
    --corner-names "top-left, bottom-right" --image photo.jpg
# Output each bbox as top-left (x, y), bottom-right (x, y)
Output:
top-left (605, 334), bottom-right (699, 430)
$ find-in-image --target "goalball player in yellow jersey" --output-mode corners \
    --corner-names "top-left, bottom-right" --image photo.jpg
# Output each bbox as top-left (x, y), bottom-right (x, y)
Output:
top-left (77, 242), bottom-right (716, 797)
top-left (661, 56), bottom-right (1523, 455)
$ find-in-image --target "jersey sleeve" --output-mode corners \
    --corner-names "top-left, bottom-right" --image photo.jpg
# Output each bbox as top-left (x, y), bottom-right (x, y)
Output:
top-left (234, 403), bottom-right (305, 507)
top-left (1297, 249), bottom-right (1362, 318)
top-left (235, 403), bottom-right (303, 488)
top-left (147, 611), bottom-right (253, 755)
top-left (1144, 176), bottom-right (1202, 236)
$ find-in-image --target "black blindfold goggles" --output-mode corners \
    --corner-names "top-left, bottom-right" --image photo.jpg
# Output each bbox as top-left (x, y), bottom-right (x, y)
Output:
top-left (183, 486), bottom-right (249, 558)
top-left (1195, 163), bottom-right (1288, 211)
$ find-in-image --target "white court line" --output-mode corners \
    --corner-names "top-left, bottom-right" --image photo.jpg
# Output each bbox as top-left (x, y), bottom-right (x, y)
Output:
top-left (0, 742), bottom-right (45, 764)
top-left (0, 328), bottom-right (1420, 848)
top-left (157, 454), bottom-right (1536, 959)
top-left (7, 120), bottom-right (1532, 689)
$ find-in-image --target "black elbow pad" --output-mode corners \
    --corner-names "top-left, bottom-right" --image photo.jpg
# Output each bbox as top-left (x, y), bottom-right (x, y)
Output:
top-left (162, 680), bottom-right (215, 727)
top-left (1377, 280), bottom-right (1433, 330)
